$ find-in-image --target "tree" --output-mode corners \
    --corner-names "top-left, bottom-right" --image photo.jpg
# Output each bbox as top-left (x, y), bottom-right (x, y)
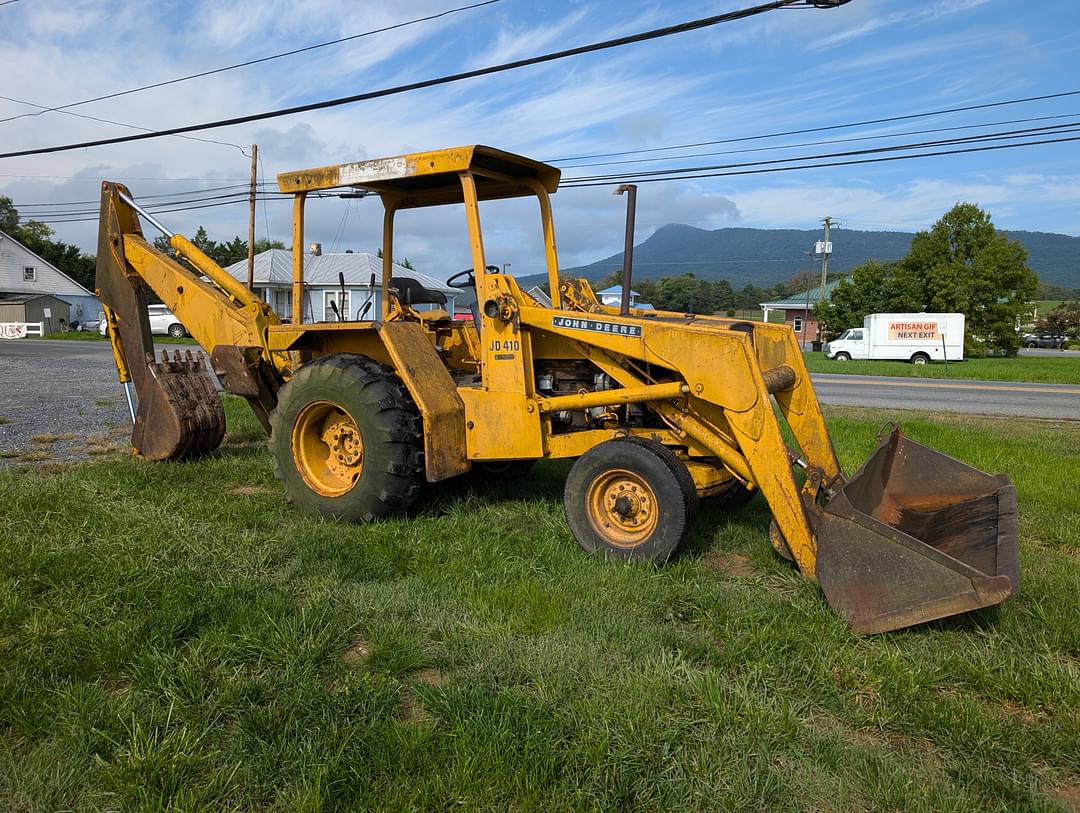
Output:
top-left (902, 203), bottom-right (1036, 355)
top-left (817, 204), bottom-right (1037, 354)
top-left (815, 260), bottom-right (923, 337)
top-left (1040, 300), bottom-right (1080, 342)
top-left (0, 196), bottom-right (18, 234)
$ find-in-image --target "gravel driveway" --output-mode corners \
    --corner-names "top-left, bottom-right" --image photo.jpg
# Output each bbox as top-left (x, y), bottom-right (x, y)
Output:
top-left (0, 339), bottom-right (204, 465)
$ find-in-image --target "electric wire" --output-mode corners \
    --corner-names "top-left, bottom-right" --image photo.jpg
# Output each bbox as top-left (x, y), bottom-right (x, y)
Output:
top-left (0, 0), bottom-right (505, 126)
top-left (547, 88), bottom-right (1080, 163)
top-left (0, 0), bottom-right (820, 160)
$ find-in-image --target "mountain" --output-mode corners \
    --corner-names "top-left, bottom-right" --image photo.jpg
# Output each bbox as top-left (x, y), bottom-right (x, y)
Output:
top-left (516, 224), bottom-right (1080, 291)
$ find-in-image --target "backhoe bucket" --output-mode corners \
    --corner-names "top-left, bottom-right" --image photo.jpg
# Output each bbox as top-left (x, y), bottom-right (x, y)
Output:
top-left (814, 428), bottom-right (1019, 634)
top-left (133, 350), bottom-right (226, 461)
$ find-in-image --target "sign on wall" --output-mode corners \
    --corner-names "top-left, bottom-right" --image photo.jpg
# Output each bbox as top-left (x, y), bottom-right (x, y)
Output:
top-left (888, 320), bottom-right (940, 341)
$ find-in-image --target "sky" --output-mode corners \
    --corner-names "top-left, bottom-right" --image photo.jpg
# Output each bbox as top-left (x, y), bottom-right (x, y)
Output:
top-left (2, 0), bottom-right (1079, 281)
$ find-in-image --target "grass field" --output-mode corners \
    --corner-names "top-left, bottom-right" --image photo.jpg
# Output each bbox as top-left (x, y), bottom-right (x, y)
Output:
top-left (1, 400), bottom-right (1078, 811)
top-left (37, 332), bottom-right (198, 345)
top-left (804, 352), bottom-right (1080, 384)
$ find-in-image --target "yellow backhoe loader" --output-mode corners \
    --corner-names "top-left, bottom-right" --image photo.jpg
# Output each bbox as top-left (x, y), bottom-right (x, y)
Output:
top-left (95, 145), bottom-right (1019, 634)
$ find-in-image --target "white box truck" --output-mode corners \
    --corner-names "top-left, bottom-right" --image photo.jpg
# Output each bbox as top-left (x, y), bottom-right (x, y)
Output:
top-left (824, 313), bottom-right (964, 364)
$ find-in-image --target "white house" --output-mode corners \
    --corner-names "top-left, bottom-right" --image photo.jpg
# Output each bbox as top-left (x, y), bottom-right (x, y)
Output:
top-left (596, 284), bottom-right (653, 310)
top-left (222, 248), bottom-right (457, 323)
top-left (0, 230), bottom-right (99, 328)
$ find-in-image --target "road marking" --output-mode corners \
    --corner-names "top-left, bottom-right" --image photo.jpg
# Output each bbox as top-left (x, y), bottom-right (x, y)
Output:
top-left (812, 376), bottom-right (1080, 396)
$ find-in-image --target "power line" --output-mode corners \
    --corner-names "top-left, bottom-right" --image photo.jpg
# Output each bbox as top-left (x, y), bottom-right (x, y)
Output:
top-left (547, 89), bottom-right (1080, 163)
top-left (0, 1), bottom-right (832, 160)
top-left (562, 120), bottom-right (1080, 183)
top-left (0, 94), bottom-right (248, 152)
top-left (0, 0), bottom-right (505, 126)
top-left (560, 133), bottom-right (1080, 187)
top-left (557, 113), bottom-right (1080, 169)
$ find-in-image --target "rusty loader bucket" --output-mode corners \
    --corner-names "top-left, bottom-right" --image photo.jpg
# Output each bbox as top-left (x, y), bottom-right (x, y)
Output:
top-left (133, 349), bottom-right (226, 461)
top-left (813, 428), bottom-right (1019, 634)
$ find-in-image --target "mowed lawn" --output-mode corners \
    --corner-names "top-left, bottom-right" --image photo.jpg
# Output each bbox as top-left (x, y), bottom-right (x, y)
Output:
top-left (804, 352), bottom-right (1080, 384)
top-left (1, 400), bottom-right (1078, 811)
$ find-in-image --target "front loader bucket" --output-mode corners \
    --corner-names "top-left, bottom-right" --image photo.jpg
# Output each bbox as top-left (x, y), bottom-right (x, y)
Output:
top-left (814, 428), bottom-right (1019, 634)
top-left (133, 350), bottom-right (226, 461)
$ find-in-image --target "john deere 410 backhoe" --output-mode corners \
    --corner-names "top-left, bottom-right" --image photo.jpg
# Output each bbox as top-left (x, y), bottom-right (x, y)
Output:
top-left (96, 145), bottom-right (1019, 634)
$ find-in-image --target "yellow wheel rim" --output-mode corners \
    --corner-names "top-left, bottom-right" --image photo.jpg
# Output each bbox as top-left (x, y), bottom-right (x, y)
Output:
top-left (291, 400), bottom-right (364, 497)
top-left (585, 468), bottom-right (659, 549)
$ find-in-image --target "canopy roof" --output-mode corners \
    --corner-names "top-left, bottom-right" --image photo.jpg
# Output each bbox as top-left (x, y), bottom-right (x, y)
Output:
top-left (276, 145), bottom-right (561, 208)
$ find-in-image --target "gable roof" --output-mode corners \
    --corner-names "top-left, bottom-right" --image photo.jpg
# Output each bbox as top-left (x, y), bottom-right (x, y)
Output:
top-left (0, 230), bottom-right (95, 298)
top-left (760, 278), bottom-right (843, 309)
top-left (222, 250), bottom-right (455, 293)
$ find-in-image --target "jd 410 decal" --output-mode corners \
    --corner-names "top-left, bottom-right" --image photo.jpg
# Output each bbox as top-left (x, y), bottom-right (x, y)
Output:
top-left (551, 316), bottom-right (642, 338)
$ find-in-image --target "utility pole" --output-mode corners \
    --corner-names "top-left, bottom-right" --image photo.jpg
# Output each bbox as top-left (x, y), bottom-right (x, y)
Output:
top-left (247, 144), bottom-right (258, 291)
top-left (816, 215), bottom-right (835, 342)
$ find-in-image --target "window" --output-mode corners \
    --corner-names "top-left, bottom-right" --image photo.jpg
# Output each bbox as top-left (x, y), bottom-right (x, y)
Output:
top-left (850, 330), bottom-right (863, 341)
top-left (23, 266), bottom-right (35, 282)
top-left (324, 290), bottom-right (350, 321)
top-left (274, 289), bottom-right (292, 320)
top-left (793, 316), bottom-right (803, 332)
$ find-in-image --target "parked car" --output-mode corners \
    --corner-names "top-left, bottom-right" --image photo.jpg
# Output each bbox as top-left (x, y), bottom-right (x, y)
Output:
top-left (99, 305), bottom-right (189, 338)
top-left (1022, 332), bottom-right (1065, 349)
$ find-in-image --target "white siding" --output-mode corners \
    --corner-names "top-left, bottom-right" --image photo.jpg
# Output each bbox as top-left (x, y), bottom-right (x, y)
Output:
top-left (0, 231), bottom-right (96, 300)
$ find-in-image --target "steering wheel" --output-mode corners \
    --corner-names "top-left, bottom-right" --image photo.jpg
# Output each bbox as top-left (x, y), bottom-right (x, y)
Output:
top-left (446, 268), bottom-right (475, 289)
top-left (446, 265), bottom-right (502, 289)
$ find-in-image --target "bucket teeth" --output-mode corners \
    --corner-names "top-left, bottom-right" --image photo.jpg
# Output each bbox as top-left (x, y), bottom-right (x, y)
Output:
top-left (134, 349), bottom-right (225, 461)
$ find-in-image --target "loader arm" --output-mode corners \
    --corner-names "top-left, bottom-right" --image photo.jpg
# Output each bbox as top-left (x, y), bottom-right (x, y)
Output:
top-left (96, 182), bottom-right (283, 459)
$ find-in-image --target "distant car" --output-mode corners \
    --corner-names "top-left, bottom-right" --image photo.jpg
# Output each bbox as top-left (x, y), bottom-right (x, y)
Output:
top-left (1022, 332), bottom-right (1065, 349)
top-left (99, 305), bottom-right (189, 338)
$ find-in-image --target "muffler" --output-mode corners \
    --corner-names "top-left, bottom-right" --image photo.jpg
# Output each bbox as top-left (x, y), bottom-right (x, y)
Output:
top-left (813, 427), bottom-right (1019, 634)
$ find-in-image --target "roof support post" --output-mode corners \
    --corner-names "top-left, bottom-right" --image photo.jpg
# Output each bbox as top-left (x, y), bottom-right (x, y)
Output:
top-left (291, 192), bottom-right (306, 325)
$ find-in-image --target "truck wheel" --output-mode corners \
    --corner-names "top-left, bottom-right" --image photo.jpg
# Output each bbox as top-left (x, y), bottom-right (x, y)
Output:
top-left (910, 352), bottom-right (930, 365)
top-left (269, 353), bottom-right (424, 522)
top-left (834, 352), bottom-right (851, 361)
top-left (564, 438), bottom-right (695, 563)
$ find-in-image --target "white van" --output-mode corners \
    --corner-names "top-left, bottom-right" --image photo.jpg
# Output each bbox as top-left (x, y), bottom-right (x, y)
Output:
top-left (824, 313), bottom-right (965, 364)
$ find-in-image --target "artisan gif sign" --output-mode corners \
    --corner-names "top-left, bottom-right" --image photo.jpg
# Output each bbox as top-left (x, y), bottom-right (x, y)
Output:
top-left (888, 320), bottom-right (940, 341)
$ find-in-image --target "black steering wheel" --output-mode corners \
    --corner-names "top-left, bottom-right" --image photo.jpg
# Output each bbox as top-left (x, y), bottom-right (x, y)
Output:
top-left (446, 268), bottom-right (475, 289)
top-left (446, 265), bottom-right (501, 289)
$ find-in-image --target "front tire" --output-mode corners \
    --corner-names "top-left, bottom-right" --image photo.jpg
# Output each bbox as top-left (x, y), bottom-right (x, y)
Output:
top-left (269, 354), bottom-right (424, 522)
top-left (168, 323), bottom-right (188, 338)
top-left (834, 352), bottom-right (851, 362)
top-left (564, 439), bottom-right (695, 563)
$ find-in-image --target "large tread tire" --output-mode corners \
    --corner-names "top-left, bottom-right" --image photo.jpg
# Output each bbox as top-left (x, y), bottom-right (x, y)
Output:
top-left (564, 438), bottom-right (695, 564)
top-left (269, 353), bottom-right (424, 522)
top-left (706, 479), bottom-right (757, 509)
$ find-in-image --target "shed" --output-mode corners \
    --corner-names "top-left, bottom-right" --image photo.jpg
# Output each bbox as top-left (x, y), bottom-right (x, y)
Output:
top-left (0, 230), bottom-right (99, 326)
top-left (0, 293), bottom-right (74, 330)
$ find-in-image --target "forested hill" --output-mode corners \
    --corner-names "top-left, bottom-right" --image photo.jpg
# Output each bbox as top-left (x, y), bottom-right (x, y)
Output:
top-left (520, 224), bottom-right (1080, 290)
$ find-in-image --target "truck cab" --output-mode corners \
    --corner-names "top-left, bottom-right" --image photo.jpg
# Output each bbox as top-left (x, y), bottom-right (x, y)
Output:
top-left (823, 327), bottom-right (866, 361)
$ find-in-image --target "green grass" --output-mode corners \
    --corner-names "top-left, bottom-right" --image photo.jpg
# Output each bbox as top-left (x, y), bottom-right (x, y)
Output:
top-left (0, 417), bottom-right (10, 425)
top-left (38, 332), bottom-right (197, 345)
top-left (1, 399), bottom-right (1078, 810)
top-left (805, 352), bottom-right (1080, 384)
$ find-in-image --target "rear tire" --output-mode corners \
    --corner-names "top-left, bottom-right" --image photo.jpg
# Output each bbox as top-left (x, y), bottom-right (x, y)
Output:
top-left (168, 323), bottom-right (187, 338)
top-left (564, 438), bottom-right (695, 563)
top-left (269, 353), bottom-right (424, 522)
top-left (910, 352), bottom-right (930, 365)
top-left (834, 352), bottom-right (851, 362)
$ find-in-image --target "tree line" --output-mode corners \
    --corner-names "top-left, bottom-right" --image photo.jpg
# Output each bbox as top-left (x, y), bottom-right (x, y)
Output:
top-left (1, 195), bottom-right (282, 292)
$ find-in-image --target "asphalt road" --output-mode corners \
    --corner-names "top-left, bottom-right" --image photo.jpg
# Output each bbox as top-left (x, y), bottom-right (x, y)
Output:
top-left (1, 339), bottom-right (1077, 463)
top-left (811, 373), bottom-right (1080, 420)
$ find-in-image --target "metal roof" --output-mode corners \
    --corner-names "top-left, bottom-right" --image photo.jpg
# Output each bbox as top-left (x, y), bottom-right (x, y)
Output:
top-left (222, 250), bottom-right (455, 293)
top-left (0, 292), bottom-right (66, 304)
top-left (276, 145), bottom-right (561, 208)
top-left (760, 279), bottom-right (843, 309)
top-left (597, 285), bottom-right (641, 296)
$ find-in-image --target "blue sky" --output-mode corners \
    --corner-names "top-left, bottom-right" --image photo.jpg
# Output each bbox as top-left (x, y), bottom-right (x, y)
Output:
top-left (2, 0), bottom-right (1079, 279)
